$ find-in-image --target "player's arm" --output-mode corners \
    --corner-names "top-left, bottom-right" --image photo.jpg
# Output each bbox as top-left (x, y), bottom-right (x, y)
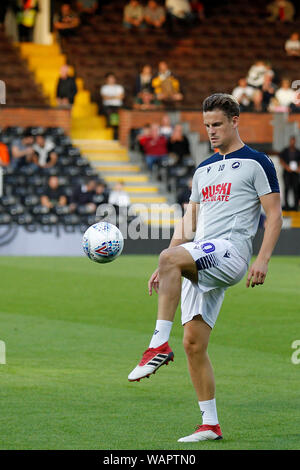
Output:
top-left (246, 192), bottom-right (282, 288)
top-left (148, 201), bottom-right (199, 295)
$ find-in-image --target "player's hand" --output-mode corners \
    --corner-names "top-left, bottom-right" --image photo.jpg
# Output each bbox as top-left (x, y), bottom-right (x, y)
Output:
top-left (246, 259), bottom-right (268, 288)
top-left (148, 268), bottom-right (159, 296)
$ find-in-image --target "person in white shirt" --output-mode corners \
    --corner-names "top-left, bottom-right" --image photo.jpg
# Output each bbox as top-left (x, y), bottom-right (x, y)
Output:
top-left (108, 181), bottom-right (131, 221)
top-left (246, 60), bottom-right (273, 88)
top-left (100, 73), bottom-right (125, 139)
top-left (232, 78), bottom-right (255, 111)
top-left (33, 135), bottom-right (57, 169)
top-left (285, 32), bottom-right (300, 57)
top-left (274, 78), bottom-right (296, 108)
top-left (165, 0), bottom-right (192, 32)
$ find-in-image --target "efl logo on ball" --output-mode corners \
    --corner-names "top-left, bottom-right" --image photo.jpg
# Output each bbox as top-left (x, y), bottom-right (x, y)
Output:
top-left (82, 222), bottom-right (124, 264)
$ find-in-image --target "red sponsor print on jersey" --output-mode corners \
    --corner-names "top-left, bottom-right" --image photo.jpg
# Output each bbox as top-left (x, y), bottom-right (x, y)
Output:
top-left (202, 182), bottom-right (232, 202)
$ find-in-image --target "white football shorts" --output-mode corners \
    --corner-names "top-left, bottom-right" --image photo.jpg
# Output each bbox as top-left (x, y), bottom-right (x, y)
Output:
top-left (181, 238), bottom-right (248, 328)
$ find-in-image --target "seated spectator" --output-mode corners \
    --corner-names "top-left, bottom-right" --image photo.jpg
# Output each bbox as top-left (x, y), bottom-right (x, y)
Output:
top-left (160, 114), bottom-right (173, 138)
top-left (285, 32), bottom-right (300, 57)
top-left (136, 123), bottom-right (151, 153)
top-left (123, 0), bottom-right (145, 30)
top-left (93, 181), bottom-right (110, 205)
top-left (269, 78), bottom-right (296, 112)
top-left (152, 61), bottom-right (183, 105)
top-left (16, 0), bottom-right (39, 42)
top-left (33, 134), bottom-right (57, 169)
top-left (108, 181), bottom-right (131, 214)
top-left (0, 140), bottom-right (10, 167)
top-left (135, 64), bottom-right (154, 96)
top-left (56, 65), bottom-right (77, 108)
top-left (267, 0), bottom-right (295, 22)
top-left (144, 1), bottom-right (166, 29)
top-left (167, 123), bottom-right (190, 165)
top-left (70, 178), bottom-right (97, 213)
top-left (260, 73), bottom-right (277, 111)
top-left (11, 132), bottom-right (35, 170)
top-left (133, 88), bottom-right (162, 110)
top-left (40, 176), bottom-right (67, 209)
top-left (166, 0), bottom-right (193, 32)
top-left (76, 1), bottom-right (98, 24)
top-left (54, 3), bottom-right (80, 41)
top-left (190, 0), bottom-right (205, 22)
top-left (100, 73), bottom-right (125, 139)
top-left (246, 60), bottom-right (271, 89)
top-left (177, 177), bottom-right (192, 213)
top-left (139, 123), bottom-right (168, 170)
top-left (232, 78), bottom-right (255, 112)
top-left (279, 136), bottom-right (300, 210)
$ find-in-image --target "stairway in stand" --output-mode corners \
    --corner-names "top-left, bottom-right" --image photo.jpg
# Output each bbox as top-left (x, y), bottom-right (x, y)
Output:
top-left (18, 41), bottom-right (112, 140)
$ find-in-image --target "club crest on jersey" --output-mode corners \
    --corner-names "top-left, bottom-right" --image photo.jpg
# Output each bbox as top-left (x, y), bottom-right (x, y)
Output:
top-left (202, 183), bottom-right (232, 202)
top-left (231, 161), bottom-right (241, 170)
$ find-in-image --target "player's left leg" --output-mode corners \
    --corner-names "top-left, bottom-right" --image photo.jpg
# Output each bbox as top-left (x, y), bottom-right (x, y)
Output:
top-left (128, 246), bottom-right (197, 382)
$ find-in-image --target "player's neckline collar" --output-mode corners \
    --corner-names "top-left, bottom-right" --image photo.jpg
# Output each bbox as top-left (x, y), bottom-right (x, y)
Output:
top-left (218, 144), bottom-right (246, 159)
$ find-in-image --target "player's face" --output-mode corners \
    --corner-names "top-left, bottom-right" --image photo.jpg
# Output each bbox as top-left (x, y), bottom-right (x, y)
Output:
top-left (203, 110), bottom-right (238, 150)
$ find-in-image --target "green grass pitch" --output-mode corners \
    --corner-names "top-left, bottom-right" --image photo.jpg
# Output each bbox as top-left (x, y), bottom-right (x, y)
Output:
top-left (0, 255), bottom-right (299, 450)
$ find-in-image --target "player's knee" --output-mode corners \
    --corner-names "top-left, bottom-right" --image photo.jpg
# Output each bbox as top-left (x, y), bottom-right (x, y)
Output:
top-left (183, 334), bottom-right (207, 358)
top-left (158, 248), bottom-right (178, 271)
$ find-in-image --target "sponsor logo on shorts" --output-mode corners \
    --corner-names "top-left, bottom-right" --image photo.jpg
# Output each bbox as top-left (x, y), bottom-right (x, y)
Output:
top-left (202, 183), bottom-right (232, 202)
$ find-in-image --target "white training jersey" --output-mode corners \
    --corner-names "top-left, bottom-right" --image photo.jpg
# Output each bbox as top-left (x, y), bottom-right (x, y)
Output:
top-left (190, 144), bottom-right (280, 264)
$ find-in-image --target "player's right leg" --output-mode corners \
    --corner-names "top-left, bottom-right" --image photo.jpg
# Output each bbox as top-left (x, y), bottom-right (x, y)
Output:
top-left (128, 246), bottom-right (197, 382)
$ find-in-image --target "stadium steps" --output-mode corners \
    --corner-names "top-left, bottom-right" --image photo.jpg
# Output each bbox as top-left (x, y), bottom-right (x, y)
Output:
top-left (73, 140), bottom-right (168, 206)
top-left (18, 41), bottom-right (113, 141)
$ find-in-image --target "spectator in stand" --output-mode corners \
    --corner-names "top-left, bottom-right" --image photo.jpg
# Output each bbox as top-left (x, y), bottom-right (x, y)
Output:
top-left (140, 123), bottom-right (168, 170)
top-left (54, 3), bottom-right (80, 41)
top-left (285, 32), bottom-right (300, 57)
top-left (70, 178), bottom-right (97, 213)
top-left (16, 0), bottom-right (39, 42)
top-left (135, 64), bottom-right (154, 96)
top-left (108, 181), bottom-right (131, 216)
top-left (152, 61), bottom-right (183, 105)
top-left (133, 88), bottom-right (162, 110)
top-left (167, 123), bottom-right (190, 165)
top-left (40, 175), bottom-right (67, 209)
top-left (123, 0), bottom-right (145, 30)
top-left (76, 0), bottom-right (98, 24)
top-left (190, 0), bottom-right (205, 22)
top-left (33, 134), bottom-right (57, 169)
top-left (0, 141), bottom-right (10, 167)
top-left (269, 78), bottom-right (296, 112)
top-left (260, 73), bottom-right (277, 111)
top-left (232, 78), bottom-right (255, 112)
top-left (93, 181), bottom-right (110, 205)
top-left (100, 73), bottom-right (125, 139)
top-left (15, 0), bottom-right (39, 42)
top-left (165, 0), bottom-right (193, 32)
top-left (56, 65), bottom-right (77, 108)
top-left (267, 0), bottom-right (295, 22)
top-left (159, 114), bottom-right (173, 138)
top-left (11, 132), bottom-right (35, 170)
top-left (136, 123), bottom-right (151, 154)
top-left (246, 60), bottom-right (273, 89)
top-left (177, 176), bottom-right (192, 213)
top-left (279, 136), bottom-right (300, 210)
top-left (144, 1), bottom-right (166, 29)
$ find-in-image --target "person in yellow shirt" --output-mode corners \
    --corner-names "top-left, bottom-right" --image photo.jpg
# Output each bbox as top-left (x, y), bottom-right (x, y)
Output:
top-left (152, 61), bottom-right (183, 105)
top-left (16, 0), bottom-right (39, 42)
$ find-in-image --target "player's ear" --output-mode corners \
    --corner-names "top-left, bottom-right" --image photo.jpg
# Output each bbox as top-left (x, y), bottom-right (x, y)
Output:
top-left (231, 115), bottom-right (239, 129)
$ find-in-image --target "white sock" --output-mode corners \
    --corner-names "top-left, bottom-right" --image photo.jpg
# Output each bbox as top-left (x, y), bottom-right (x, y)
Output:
top-left (198, 398), bottom-right (219, 425)
top-left (149, 320), bottom-right (173, 348)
